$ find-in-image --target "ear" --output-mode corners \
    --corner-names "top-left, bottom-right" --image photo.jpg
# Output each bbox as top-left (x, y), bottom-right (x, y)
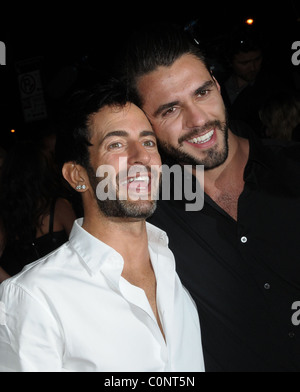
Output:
top-left (62, 162), bottom-right (90, 192)
top-left (212, 75), bottom-right (221, 93)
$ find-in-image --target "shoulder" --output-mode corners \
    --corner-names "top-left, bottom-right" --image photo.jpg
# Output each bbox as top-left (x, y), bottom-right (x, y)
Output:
top-left (253, 139), bottom-right (300, 195)
top-left (0, 242), bottom-right (75, 299)
top-left (281, 143), bottom-right (300, 164)
top-left (262, 139), bottom-right (300, 162)
top-left (250, 137), bottom-right (300, 176)
top-left (263, 140), bottom-right (300, 179)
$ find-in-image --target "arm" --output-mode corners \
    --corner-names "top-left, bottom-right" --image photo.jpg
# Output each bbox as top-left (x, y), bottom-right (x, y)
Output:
top-left (0, 282), bottom-right (64, 372)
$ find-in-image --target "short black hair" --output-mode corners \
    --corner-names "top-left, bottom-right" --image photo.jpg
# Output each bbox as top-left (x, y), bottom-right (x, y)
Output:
top-left (227, 25), bottom-right (263, 60)
top-left (119, 23), bottom-right (210, 107)
top-left (56, 79), bottom-right (129, 170)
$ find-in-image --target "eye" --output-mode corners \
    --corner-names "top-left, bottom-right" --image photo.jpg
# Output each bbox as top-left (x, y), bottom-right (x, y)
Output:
top-left (143, 140), bottom-right (156, 147)
top-left (162, 107), bottom-right (177, 117)
top-left (108, 142), bottom-right (123, 150)
top-left (197, 89), bottom-right (210, 98)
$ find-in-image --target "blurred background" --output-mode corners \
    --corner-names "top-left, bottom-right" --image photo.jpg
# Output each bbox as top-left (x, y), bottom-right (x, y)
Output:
top-left (0, 1), bottom-right (299, 149)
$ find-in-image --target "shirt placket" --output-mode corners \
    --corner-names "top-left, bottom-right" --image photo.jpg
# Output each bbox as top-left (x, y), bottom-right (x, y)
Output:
top-left (119, 277), bottom-right (167, 348)
top-left (101, 251), bottom-right (168, 363)
top-left (149, 244), bottom-right (176, 371)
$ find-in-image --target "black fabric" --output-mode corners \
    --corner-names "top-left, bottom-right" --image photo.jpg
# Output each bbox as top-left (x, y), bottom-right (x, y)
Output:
top-left (0, 200), bottom-right (68, 276)
top-left (149, 137), bottom-right (300, 372)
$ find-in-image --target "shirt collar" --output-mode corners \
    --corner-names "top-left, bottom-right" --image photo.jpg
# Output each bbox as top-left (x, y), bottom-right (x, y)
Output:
top-left (69, 218), bottom-right (122, 277)
top-left (69, 219), bottom-right (169, 277)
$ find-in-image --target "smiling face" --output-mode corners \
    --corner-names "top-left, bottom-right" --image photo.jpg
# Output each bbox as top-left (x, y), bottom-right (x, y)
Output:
top-left (137, 54), bottom-right (229, 170)
top-left (86, 103), bottom-right (161, 219)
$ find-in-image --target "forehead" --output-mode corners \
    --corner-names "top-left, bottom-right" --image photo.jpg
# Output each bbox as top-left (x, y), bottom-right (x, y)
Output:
top-left (137, 54), bottom-right (212, 107)
top-left (89, 103), bottom-right (152, 140)
top-left (234, 50), bottom-right (262, 62)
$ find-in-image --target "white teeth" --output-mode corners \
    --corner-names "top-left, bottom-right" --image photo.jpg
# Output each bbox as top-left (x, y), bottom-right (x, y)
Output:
top-left (121, 176), bottom-right (149, 186)
top-left (188, 130), bottom-right (214, 144)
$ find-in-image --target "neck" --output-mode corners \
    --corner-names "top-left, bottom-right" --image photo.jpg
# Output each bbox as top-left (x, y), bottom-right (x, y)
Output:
top-left (82, 202), bottom-right (150, 269)
top-left (195, 131), bottom-right (250, 195)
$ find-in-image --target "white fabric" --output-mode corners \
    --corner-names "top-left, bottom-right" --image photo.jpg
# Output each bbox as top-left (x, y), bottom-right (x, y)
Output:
top-left (0, 219), bottom-right (204, 372)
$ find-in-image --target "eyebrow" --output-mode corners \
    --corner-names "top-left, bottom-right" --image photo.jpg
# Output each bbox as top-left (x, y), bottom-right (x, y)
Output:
top-left (140, 130), bottom-right (156, 138)
top-left (194, 80), bottom-right (215, 96)
top-left (99, 130), bottom-right (156, 145)
top-left (153, 80), bottom-right (216, 118)
top-left (154, 101), bottom-right (180, 118)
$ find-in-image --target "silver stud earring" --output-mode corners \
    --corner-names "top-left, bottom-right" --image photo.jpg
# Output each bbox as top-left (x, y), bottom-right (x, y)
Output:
top-left (76, 185), bottom-right (86, 190)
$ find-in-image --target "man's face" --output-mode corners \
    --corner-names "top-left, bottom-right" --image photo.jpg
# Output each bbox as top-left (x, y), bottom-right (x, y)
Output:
top-left (137, 54), bottom-right (229, 170)
top-left (232, 50), bottom-right (263, 83)
top-left (86, 103), bottom-right (161, 219)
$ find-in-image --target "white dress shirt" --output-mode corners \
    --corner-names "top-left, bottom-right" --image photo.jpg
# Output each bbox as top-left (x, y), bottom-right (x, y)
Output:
top-left (0, 219), bottom-right (204, 372)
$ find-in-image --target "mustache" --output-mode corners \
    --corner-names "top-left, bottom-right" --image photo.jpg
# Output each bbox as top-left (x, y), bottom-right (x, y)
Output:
top-left (91, 165), bottom-right (155, 181)
top-left (178, 120), bottom-right (225, 146)
top-left (116, 165), bottom-right (155, 183)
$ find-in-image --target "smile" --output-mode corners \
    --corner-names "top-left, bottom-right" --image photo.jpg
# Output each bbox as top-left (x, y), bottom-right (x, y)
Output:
top-left (187, 129), bottom-right (215, 145)
top-left (120, 175), bottom-right (150, 187)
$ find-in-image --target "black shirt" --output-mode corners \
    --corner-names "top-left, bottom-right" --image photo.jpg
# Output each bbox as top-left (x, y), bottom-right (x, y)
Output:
top-left (149, 137), bottom-right (300, 372)
top-left (0, 199), bottom-right (69, 277)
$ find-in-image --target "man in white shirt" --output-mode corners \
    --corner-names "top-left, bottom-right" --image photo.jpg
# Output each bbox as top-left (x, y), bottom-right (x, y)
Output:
top-left (0, 81), bottom-right (204, 372)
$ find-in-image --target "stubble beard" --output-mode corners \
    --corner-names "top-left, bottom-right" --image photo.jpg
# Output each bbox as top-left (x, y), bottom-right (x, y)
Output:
top-left (86, 166), bottom-right (159, 219)
top-left (158, 118), bottom-right (230, 171)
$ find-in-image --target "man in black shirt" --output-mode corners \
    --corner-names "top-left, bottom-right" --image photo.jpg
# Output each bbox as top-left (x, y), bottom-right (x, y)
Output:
top-left (122, 24), bottom-right (300, 371)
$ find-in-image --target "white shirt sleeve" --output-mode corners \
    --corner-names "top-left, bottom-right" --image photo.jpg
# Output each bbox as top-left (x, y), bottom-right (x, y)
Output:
top-left (0, 282), bottom-right (64, 372)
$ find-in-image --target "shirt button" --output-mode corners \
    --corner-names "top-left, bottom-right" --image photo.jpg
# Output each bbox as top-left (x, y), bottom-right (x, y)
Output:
top-left (289, 332), bottom-right (295, 339)
top-left (241, 236), bottom-right (248, 244)
top-left (264, 283), bottom-right (271, 290)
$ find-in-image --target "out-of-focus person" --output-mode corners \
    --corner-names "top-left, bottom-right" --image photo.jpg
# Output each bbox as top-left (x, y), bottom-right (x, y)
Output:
top-left (259, 92), bottom-right (300, 141)
top-left (0, 141), bottom-right (76, 283)
top-left (221, 25), bottom-right (289, 136)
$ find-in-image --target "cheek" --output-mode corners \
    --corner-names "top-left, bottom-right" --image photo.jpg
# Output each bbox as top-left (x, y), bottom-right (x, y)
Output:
top-left (94, 154), bottom-right (124, 176)
top-left (153, 120), bottom-right (182, 146)
top-left (233, 64), bottom-right (245, 75)
top-left (204, 93), bottom-right (227, 121)
top-left (150, 152), bottom-right (162, 167)
top-left (212, 99), bottom-right (227, 120)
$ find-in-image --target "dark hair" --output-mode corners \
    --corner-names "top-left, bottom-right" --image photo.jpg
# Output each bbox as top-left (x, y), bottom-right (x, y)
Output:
top-left (0, 141), bottom-right (59, 245)
top-left (56, 79), bottom-right (129, 170)
top-left (119, 23), bottom-right (210, 107)
top-left (227, 25), bottom-right (262, 60)
top-left (260, 92), bottom-right (300, 141)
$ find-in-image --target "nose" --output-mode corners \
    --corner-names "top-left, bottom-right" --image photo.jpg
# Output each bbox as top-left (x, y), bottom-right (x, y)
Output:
top-left (127, 141), bottom-right (151, 166)
top-left (184, 103), bottom-right (210, 130)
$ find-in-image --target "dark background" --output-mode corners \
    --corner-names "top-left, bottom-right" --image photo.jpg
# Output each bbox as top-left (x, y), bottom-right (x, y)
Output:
top-left (0, 1), bottom-right (299, 149)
